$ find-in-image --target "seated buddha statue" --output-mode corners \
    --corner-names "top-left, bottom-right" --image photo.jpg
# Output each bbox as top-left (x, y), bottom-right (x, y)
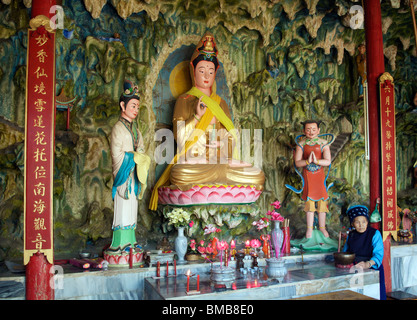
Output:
top-left (149, 33), bottom-right (264, 209)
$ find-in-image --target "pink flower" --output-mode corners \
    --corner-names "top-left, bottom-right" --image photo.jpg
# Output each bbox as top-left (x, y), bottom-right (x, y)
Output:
top-left (250, 239), bottom-right (261, 248)
top-left (271, 200), bottom-right (281, 209)
top-left (190, 239), bottom-right (196, 250)
top-left (217, 241), bottom-right (228, 250)
top-left (197, 246), bottom-right (206, 254)
top-left (189, 221), bottom-right (194, 228)
top-left (267, 210), bottom-right (284, 222)
top-left (199, 240), bottom-right (205, 246)
top-left (203, 224), bottom-right (220, 235)
top-left (252, 218), bottom-right (269, 230)
top-left (206, 246), bottom-right (213, 254)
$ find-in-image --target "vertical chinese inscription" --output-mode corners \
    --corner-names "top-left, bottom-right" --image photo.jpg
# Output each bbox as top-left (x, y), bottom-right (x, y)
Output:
top-left (24, 27), bottom-right (55, 264)
top-left (379, 73), bottom-right (397, 241)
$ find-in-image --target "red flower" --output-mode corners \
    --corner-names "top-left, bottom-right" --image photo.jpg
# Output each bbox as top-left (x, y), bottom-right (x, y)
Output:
top-left (271, 200), bottom-right (281, 209)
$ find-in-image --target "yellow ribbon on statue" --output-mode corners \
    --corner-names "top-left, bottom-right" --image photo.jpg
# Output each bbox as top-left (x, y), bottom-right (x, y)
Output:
top-left (133, 151), bottom-right (151, 200)
top-left (148, 87), bottom-right (238, 211)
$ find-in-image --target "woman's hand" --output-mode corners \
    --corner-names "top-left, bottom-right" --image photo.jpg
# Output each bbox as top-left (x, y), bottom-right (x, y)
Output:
top-left (195, 96), bottom-right (216, 124)
top-left (196, 96), bottom-right (206, 119)
top-left (355, 261), bottom-right (372, 269)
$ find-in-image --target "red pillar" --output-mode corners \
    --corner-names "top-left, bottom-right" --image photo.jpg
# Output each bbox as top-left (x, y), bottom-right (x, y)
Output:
top-left (24, 0), bottom-right (56, 300)
top-left (26, 252), bottom-right (54, 300)
top-left (363, 0), bottom-right (392, 294)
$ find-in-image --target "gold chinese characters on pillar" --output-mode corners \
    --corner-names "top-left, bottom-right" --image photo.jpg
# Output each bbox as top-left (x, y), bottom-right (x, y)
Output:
top-left (24, 24), bottom-right (56, 265)
top-left (379, 72), bottom-right (397, 241)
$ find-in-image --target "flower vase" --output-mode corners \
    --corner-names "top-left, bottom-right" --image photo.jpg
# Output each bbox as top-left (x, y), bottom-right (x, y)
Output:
top-left (271, 221), bottom-right (284, 258)
top-left (175, 226), bottom-right (188, 265)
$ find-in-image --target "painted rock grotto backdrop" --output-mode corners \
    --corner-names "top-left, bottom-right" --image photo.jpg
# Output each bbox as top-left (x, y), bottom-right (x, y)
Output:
top-left (0, 0), bottom-right (416, 260)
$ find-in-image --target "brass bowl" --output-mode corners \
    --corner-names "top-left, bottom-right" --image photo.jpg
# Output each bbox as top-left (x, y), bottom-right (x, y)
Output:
top-left (185, 253), bottom-right (202, 261)
top-left (333, 252), bottom-right (355, 265)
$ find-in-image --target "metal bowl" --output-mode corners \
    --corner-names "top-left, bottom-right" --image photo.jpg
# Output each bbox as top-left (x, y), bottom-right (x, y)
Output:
top-left (333, 252), bottom-right (355, 265)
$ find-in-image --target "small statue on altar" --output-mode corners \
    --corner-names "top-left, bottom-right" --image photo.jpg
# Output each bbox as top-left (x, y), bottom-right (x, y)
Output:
top-left (286, 120), bottom-right (338, 251)
top-left (104, 80), bottom-right (151, 266)
top-left (355, 43), bottom-right (366, 96)
top-left (157, 237), bottom-right (172, 253)
top-left (149, 32), bottom-right (264, 209)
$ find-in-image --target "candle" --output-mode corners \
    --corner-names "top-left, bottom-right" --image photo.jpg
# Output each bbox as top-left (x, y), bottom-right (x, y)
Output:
top-left (156, 261), bottom-right (160, 277)
top-left (174, 259), bottom-right (177, 276)
top-left (129, 248), bottom-right (133, 269)
top-left (69, 258), bottom-right (90, 269)
top-left (231, 240), bottom-right (236, 248)
top-left (166, 260), bottom-right (169, 277)
top-left (245, 240), bottom-right (251, 255)
top-left (197, 275), bottom-right (200, 291)
top-left (225, 249), bottom-right (229, 267)
top-left (186, 269), bottom-right (191, 292)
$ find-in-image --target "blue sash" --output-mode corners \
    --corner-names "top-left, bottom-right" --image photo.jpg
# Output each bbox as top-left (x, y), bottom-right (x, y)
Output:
top-left (285, 133), bottom-right (335, 194)
top-left (112, 152), bottom-right (140, 199)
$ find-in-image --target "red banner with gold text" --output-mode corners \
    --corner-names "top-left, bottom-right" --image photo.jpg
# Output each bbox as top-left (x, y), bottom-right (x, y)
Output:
top-left (379, 72), bottom-right (397, 242)
top-left (24, 26), bottom-right (55, 265)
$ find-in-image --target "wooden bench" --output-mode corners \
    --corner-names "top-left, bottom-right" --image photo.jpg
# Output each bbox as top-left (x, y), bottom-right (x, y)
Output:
top-left (292, 290), bottom-right (375, 300)
top-left (387, 291), bottom-right (417, 300)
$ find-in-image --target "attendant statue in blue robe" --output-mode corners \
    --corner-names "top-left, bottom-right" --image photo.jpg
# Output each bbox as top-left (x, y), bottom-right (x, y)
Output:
top-left (105, 80), bottom-right (151, 263)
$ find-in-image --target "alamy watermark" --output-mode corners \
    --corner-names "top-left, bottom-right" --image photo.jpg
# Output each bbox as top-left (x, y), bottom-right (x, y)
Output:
top-left (154, 125), bottom-right (263, 169)
top-left (49, 5), bottom-right (65, 30)
top-left (349, 5), bottom-right (364, 29)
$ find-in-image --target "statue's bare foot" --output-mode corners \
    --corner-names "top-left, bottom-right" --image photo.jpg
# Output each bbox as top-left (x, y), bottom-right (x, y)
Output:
top-left (306, 227), bottom-right (313, 239)
top-left (319, 227), bottom-right (329, 238)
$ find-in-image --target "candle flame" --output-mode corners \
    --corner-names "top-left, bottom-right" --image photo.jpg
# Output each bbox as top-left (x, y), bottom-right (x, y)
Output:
top-left (231, 240), bottom-right (236, 248)
top-left (186, 269), bottom-right (191, 276)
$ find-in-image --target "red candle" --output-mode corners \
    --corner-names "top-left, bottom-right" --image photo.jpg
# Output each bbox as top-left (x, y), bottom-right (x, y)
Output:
top-left (245, 240), bottom-right (250, 247)
top-left (174, 260), bottom-right (177, 276)
top-left (166, 261), bottom-right (169, 277)
top-left (197, 275), bottom-right (200, 291)
top-left (186, 269), bottom-right (191, 292)
top-left (156, 261), bottom-right (160, 277)
top-left (129, 248), bottom-right (133, 269)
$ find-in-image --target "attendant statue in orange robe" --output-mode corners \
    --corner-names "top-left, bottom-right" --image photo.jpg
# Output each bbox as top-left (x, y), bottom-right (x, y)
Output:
top-left (286, 120), bottom-right (334, 239)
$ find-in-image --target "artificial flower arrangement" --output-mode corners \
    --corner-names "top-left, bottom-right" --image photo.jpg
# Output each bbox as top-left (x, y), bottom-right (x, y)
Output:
top-left (187, 223), bottom-right (222, 261)
top-left (252, 200), bottom-right (284, 231)
top-left (165, 207), bottom-right (192, 228)
top-left (252, 200), bottom-right (285, 257)
top-left (267, 200), bottom-right (285, 221)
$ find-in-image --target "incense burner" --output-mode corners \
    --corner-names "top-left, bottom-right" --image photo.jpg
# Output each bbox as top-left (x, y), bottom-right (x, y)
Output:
top-left (265, 257), bottom-right (287, 281)
top-left (210, 265), bottom-right (236, 288)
